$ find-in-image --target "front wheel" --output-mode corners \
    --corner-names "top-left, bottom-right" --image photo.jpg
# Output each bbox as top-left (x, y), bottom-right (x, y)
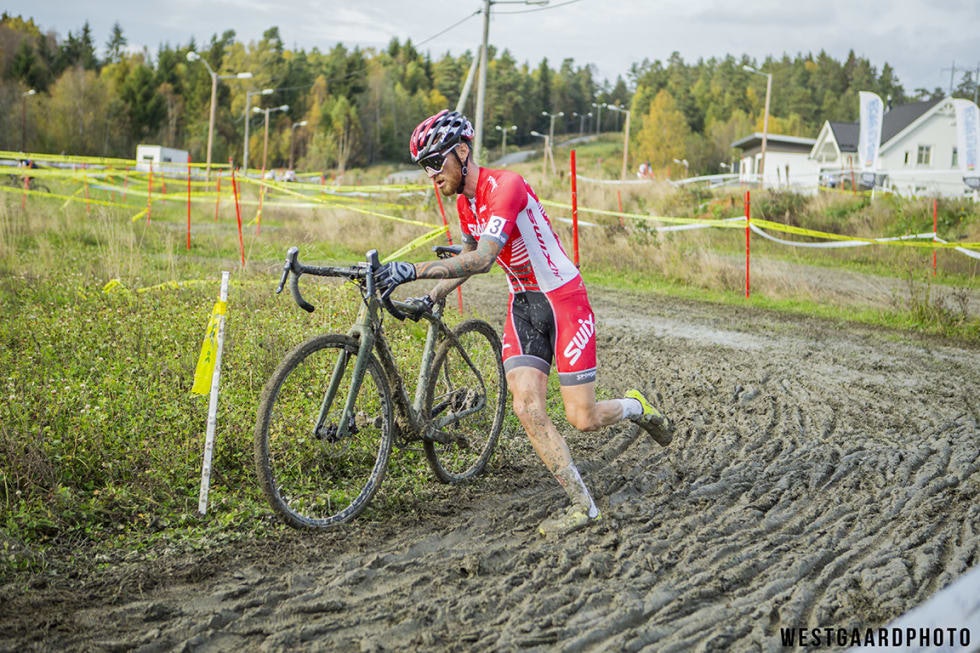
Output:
top-left (423, 319), bottom-right (507, 483)
top-left (254, 334), bottom-right (393, 528)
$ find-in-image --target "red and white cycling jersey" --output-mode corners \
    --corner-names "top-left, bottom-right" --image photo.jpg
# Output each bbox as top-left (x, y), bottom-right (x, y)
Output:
top-left (458, 167), bottom-right (596, 384)
top-left (457, 167), bottom-right (579, 294)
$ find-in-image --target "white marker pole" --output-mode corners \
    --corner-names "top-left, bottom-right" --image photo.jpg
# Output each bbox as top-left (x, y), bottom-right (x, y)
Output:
top-left (198, 271), bottom-right (230, 515)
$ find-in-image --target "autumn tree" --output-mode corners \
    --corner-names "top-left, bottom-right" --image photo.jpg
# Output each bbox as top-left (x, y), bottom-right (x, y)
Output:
top-left (633, 88), bottom-right (690, 176)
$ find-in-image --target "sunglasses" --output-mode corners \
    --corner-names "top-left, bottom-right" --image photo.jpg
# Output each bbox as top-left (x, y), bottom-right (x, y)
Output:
top-left (417, 145), bottom-right (458, 177)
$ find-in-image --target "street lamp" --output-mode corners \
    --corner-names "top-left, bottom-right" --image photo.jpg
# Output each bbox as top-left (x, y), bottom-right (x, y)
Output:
top-left (530, 130), bottom-right (552, 176)
top-left (243, 88), bottom-right (275, 173)
top-left (743, 65), bottom-right (772, 186)
top-left (187, 50), bottom-right (253, 179)
top-left (289, 120), bottom-right (308, 171)
top-left (673, 158), bottom-right (690, 176)
top-left (591, 102), bottom-right (604, 134)
top-left (542, 110), bottom-right (564, 146)
top-left (494, 124), bottom-right (516, 159)
top-left (252, 104), bottom-right (289, 174)
top-left (572, 111), bottom-right (591, 136)
top-left (21, 89), bottom-right (35, 151)
top-left (605, 104), bottom-right (631, 180)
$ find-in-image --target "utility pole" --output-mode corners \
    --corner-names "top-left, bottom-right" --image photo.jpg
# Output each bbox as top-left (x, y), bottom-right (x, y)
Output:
top-left (474, 0), bottom-right (492, 163)
top-left (474, 0), bottom-right (550, 163)
top-left (942, 61), bottom-right (959, 96)
top-left (974, 63), bottom-right (980, 104)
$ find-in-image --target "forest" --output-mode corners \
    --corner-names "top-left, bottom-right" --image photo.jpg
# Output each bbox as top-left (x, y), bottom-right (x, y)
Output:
top-left (0, 12), bottom-right (968, 177)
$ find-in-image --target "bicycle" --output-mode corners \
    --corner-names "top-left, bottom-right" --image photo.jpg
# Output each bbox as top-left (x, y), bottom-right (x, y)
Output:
top-left (254, 246), bottom-right (508, 529)
top-left (4, 173), bottom-right (51, 194)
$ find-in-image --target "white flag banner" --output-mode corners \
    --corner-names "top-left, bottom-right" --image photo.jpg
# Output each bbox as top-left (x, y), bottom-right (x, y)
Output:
top-left (857, 91), bottom-right (884, 172)
top-left (953, 98), bottom-right (979, 175)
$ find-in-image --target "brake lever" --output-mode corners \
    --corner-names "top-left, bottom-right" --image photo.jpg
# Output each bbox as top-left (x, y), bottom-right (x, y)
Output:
top-left (276, 246), bottom-right (299, 294)
top-left (433, 244), bottom-right (463, 259)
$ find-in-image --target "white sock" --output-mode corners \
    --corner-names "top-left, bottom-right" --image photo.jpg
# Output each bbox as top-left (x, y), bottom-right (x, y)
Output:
top-left (619, 397), bottom-right (643, 419)
top-left (555, 463), bottom-right (599, 518)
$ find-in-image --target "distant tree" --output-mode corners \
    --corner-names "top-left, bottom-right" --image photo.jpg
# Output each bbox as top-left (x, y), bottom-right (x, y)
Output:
top-left (105, 22), bottom-right (127, 65)
top-left (45, 66), bottom-right (110, 155)
top-left (329, 95), bottom-right (360, 174)
top-left (57, 22), bottom-right (99, 71)
top-left (533, 58), bottom-right (553, 132)
top-left (120, 63), bottom-right (165, 139)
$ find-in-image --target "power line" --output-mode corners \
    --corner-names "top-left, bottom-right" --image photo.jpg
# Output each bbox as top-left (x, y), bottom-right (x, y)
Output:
top-left (416, 10), bottom-right (482, 47)
top-left (495, 0), bottom-right (583, 14)
top-left (413, 0), bottom-right (581, 48)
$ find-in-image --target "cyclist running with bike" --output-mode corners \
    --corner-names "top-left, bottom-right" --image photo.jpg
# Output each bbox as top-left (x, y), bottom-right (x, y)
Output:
top-left (375, 110), bottom-right (673, 537)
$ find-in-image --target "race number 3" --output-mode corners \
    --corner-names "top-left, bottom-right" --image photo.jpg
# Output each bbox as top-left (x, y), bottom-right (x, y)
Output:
top-left (484, 215), bottom-right (507, 240)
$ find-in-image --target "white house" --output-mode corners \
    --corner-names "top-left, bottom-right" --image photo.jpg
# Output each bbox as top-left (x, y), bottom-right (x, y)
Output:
top-left (809, 98), bottom-right (970, 198)
top-left (135, 144), bottom-right (190, 175)
top-left (732, 133), bottom-right (820, 190)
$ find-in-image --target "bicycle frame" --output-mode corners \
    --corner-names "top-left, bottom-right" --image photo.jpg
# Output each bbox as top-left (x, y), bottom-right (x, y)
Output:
top-left (280, 245), bottom-right (490, 447)
top-left (318, 289), bottom-right (447, 444)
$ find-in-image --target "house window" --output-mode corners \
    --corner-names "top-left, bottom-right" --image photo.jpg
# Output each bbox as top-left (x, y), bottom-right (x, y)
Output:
top-left (952, 147), bottom-right (958, 168)
top-left (904, 151), bottom-right (910, 166)
top-left (916, 145), bottom-right (932, 166)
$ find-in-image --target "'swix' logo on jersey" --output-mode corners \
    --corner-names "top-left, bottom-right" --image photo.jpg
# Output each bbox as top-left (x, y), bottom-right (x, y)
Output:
top-left (563, 314), bottom-right (595, 365)
top-left (530, 214), bottom-right (563, 280)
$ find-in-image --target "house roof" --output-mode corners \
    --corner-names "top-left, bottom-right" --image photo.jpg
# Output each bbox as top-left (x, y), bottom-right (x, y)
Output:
top-left (821, 98), bottom-right (944, 153)
top-left (829, 122), bottom-right (859, 152)
top-left (731, 132), bottom-right (817, 151)
top-left (881, 98), bottom-right (942, 143)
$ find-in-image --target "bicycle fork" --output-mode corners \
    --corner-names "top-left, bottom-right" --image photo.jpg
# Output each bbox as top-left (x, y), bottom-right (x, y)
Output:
top-left (313, 312), bottom-right (378, 442)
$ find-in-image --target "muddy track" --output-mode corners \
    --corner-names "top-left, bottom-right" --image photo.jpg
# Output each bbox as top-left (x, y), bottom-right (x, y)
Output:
top-left (2, 277), bottom-right (978, 652)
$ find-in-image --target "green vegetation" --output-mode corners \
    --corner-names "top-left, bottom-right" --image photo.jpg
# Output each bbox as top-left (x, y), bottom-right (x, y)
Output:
top-left (0, 12), bottom-right (961, 180)
top-left (1, 139), bottom-right (978, 583)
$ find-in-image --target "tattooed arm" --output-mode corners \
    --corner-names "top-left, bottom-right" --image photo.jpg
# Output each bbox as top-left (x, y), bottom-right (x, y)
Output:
top-left (417, 238), bottom-right (500, 302)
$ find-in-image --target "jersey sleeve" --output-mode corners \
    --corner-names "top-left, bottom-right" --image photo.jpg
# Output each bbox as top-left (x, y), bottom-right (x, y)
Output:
top-left (480, 174), bottom-right (529, 247)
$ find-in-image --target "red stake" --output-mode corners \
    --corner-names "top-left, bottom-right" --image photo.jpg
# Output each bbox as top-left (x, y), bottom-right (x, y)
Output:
top-left (745, 190), bottom-right (751, 298)
top-left (571, 149), bottom-right (580, 269)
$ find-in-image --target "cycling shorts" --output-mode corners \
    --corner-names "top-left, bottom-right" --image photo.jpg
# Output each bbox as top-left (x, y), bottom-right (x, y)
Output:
top-left (501, 278), bottom-right (597, 386)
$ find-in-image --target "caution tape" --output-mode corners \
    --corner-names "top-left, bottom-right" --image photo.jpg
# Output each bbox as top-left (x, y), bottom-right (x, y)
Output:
top-left (9, 147), bottom-right (978, 257)
top-left (383, 226), bottom-right (451, 261)
top-left (935, 236), bottom-right (980, 260)
top-left (102, 278), bottom-right (217, 295)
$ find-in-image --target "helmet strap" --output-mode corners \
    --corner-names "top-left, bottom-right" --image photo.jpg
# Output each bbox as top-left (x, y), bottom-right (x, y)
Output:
top-left (453, 149), bottom-right (468, 194)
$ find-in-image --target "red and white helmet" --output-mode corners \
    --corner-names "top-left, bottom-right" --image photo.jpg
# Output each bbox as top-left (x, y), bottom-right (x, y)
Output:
top-left (409, 110), bottom-right (474, 163)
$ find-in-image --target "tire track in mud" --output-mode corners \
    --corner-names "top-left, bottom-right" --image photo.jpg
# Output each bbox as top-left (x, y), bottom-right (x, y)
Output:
top-left (3, 284), bottom-right (978, 652)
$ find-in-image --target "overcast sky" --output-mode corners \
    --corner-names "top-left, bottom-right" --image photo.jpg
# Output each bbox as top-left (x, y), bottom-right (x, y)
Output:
top-left (6, 0), bottom-right (979, 95)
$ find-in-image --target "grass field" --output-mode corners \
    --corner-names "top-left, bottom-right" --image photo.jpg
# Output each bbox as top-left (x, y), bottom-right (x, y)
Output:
top-left (1, 141), bottom-right (978, 580)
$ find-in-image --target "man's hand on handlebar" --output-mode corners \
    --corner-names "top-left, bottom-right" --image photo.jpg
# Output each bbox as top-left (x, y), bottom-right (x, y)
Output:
top-left (373, 261), bottom-right (416, 300)
top-left (403, 295), bottom-right (437, 319)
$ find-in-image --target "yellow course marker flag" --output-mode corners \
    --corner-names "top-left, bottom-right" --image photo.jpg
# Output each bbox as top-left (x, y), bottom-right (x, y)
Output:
top-left (192, 299), bottom-right (228, 395)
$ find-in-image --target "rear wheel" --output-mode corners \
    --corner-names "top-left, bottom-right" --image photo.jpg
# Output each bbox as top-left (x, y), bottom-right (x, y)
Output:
top-left (254, 334), bottom-right (393, 528)
top-left (423, 319), bottom-right (506, 483)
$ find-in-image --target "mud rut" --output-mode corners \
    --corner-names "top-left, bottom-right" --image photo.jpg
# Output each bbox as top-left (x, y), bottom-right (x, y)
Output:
top-left (3, 277), bottom-right (979, 652)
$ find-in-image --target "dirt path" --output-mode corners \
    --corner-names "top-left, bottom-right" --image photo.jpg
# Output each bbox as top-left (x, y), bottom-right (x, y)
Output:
top-left (2, 278), bottom-right (978, 652)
